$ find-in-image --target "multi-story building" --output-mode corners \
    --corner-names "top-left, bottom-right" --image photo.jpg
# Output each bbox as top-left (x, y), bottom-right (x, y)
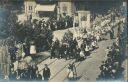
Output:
top-left (18, 0), bottom-right (91, 29)
top-left (24, 0), bottom-right (57, 20)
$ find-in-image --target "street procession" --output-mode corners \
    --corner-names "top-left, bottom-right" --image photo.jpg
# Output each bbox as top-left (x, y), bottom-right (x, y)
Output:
top-left (0, 0), bottom-right (127, 82)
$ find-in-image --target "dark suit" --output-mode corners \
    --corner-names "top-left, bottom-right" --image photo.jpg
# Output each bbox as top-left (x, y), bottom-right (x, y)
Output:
top-left (43, 67), bottom-right (51, 80)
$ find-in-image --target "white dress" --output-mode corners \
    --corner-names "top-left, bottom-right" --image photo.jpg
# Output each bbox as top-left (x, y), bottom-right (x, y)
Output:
top-left (80, 51), bottom-right (85, 57)
top-left (30, 45), bottom-right (36, 55)
top-left (67, 68), bottom-right (73, 78)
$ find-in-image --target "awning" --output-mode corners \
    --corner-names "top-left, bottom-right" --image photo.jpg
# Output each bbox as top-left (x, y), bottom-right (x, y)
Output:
top-left (35, 4), bottom-right (56, 12)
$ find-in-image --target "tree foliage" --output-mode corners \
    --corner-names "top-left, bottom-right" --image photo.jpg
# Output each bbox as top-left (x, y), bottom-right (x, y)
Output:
top-left (0, 9), bottom-right (53, 51)
top-left (14, 20), bottom-right (53, 51)
top-left (0, 8), bottom-right (12, 39)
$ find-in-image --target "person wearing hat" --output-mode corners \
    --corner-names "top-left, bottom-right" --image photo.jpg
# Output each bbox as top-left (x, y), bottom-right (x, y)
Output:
top-left (43, 64), bottom-right (51, 81)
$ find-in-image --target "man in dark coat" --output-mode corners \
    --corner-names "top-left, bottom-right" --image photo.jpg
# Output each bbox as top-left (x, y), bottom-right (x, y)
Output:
top-left (43, 64), bottom-right (51, 81)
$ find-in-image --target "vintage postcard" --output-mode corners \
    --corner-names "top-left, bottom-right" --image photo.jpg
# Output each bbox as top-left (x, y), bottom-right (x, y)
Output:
top-left (0, 0), bottom-right (127, 82)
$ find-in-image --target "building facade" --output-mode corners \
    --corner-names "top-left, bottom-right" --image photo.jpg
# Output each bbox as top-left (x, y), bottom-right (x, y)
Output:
top-left (18, 0), bottom-right (91, 29)
top-left (24, 0), bottom-right (57, 20)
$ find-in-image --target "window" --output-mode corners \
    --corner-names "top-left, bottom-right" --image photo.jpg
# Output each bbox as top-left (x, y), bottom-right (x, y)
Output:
top-left (29, 6), bottom-right (32, 10)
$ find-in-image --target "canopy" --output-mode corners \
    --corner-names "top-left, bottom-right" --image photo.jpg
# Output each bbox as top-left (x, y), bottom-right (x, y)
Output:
top-left (35, 4), bottom-right (56, 12)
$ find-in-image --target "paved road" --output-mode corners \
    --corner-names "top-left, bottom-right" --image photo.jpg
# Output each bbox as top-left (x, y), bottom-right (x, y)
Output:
top-left (37, 36), bottom-right (115, 82)
top-left (38, 23), bottom-right (127, 82)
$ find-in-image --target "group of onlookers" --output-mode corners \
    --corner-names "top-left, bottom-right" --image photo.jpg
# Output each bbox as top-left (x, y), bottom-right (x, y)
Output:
top-left (9, 63), bottom-right (51, 81)
top-left (98, 41), bottom-right (121, 80)
top-left (8, 42), bottom-right (31, 63)
top-left (92, 7), bottom-right (124, 40)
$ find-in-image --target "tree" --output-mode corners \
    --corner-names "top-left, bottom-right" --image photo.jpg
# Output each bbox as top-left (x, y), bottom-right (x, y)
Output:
top-left (0, 8), bottom-right (13, 39)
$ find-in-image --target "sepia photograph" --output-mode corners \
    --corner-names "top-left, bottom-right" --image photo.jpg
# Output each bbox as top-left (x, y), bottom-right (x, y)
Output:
top-left (0, 0), bottom-right (127, 82)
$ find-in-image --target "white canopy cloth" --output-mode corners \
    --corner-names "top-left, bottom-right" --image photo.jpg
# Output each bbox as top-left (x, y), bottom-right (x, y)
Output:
top-left (35, 4), bottom-right (56, 12)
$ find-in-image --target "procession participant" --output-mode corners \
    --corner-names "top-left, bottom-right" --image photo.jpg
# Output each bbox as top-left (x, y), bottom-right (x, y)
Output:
top-left (59, 43), bottom-right (64, 58)
top-left (85, 45), bottom-right (90, 56)
top-left (75, 45), bottom-right (81, 62)
top-left (112, 42), bottom-right (119, 49)
top-left (111, 28), bottom-right (114, 38)
top-left (43, 64), bottom-right (51, 81)
top-left (72, 38), bottom-right (78, 49)
top-left (109, 30), bottom-right (113, 39)
top-left (80, 42), bottom-right (86, 52)
top-left (96, 33), bottom-right (100, 42)
top-left (63, 44), bottom-right (68, 60)
top-left (80, 50), bottom-right (85, 60)
top-left (115, 37), bottom-right (119, 47)
top-left (54, 39), bottom-right (60, 58)
top-left (91, 40), bottom-right (97, 50)
top-left (66, 45), bottom-right (71, 59)
top-left (105, 47), bottom-right (111, 60)
top-left (50, 43), bottom-right (55, 59)
top-left (67, 64), bottom-right (73, 80)
top-left (72, 49), bottom-right (76, 59)
top-left (71, 62), bottom-right (77, 79)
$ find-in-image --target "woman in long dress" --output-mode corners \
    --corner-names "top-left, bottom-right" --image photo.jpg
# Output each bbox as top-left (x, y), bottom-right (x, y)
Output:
top-left (67, 64), bottom-right (74, 80)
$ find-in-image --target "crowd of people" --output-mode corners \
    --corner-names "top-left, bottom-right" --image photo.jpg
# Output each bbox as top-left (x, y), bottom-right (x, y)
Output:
top-left (9, 60), bottom-right (78, 81)
top-left (50, 9), bottom-right (122, 61)
top-left (32, 15), bottom-right (73, 31)
top-left (50, 30), bottom-right (99, 61)
top-left (8, 42), bottom-right (32, 63)
top-left (98, 41), bottom-right (122, 80)
top-left (9, 63), bottom-right (51, 81)
top-left (0, 5), bottom-right (126, 81)
top-left (91, 8), bottom-right (124, 40)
